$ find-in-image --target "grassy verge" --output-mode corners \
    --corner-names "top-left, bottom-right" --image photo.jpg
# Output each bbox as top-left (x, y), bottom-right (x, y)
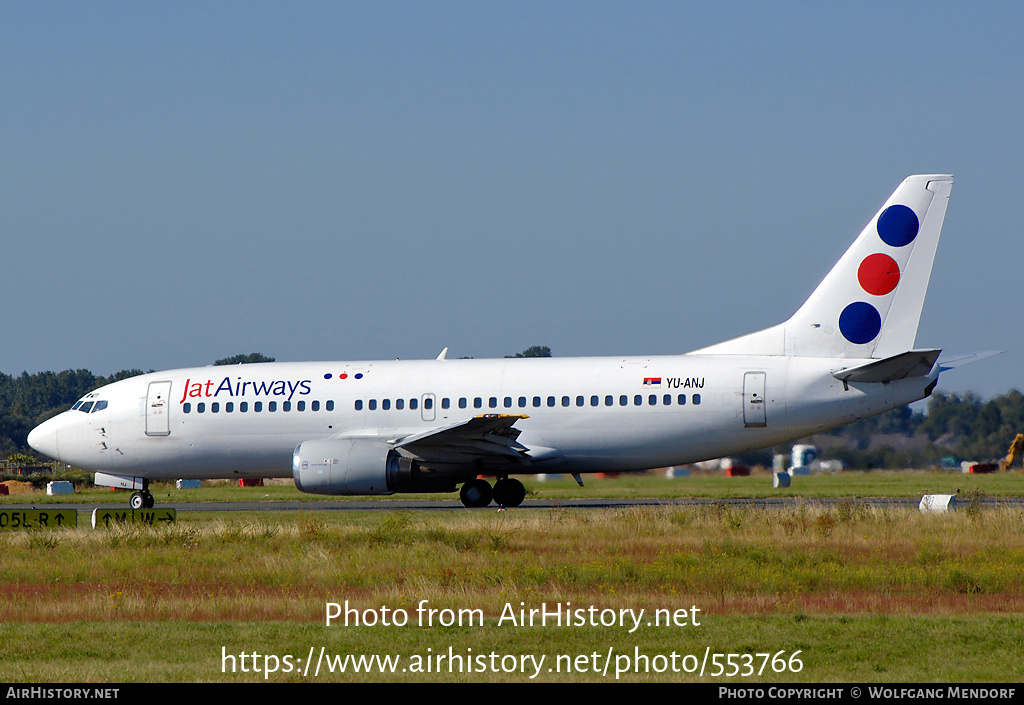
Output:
top-left (3, 616), bottom-right (1022, 682)
top-left (2, 504), bottom-right (1023, 681)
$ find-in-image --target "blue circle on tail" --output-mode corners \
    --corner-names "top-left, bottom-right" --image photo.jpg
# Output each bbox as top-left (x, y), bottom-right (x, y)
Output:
top-left (839, 302), bottom-right (882, 344)
top-left (876, 205), bottom-right (919, 247)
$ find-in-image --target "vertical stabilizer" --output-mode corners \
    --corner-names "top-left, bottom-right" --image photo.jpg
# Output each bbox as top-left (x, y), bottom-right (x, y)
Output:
top-left (785, 174), bottom-right (951, 358)
top-left (690, 175), bottom-right (952, 358)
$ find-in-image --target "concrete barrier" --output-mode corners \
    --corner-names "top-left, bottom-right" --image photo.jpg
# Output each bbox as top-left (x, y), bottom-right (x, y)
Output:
top-left (919, 494), bottom-right (957, 513)
top-left (46, 481), bottom-right (74, 496)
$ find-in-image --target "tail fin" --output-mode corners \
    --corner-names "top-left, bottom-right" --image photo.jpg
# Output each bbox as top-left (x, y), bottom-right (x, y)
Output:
top-left (691, 174), bottom-right (953, 358)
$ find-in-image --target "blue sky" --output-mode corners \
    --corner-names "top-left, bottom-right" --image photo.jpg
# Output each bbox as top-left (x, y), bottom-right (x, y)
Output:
top-left (2, 1), bottom-right (1021, 399)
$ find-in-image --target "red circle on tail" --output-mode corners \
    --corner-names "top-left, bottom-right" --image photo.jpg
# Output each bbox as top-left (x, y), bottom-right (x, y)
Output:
top-left (858, 253), bottom-right (900, 296)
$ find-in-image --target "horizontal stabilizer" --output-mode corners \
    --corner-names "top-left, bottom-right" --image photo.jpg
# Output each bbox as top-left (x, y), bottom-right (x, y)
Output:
top-left (832, 349), bottom-right (941, 383)
top-left (937, 350), bottom-right (1004, 372)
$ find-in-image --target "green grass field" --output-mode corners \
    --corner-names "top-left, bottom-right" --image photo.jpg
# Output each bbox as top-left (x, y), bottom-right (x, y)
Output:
top-left (2, 481), bottom-right (1024, 682)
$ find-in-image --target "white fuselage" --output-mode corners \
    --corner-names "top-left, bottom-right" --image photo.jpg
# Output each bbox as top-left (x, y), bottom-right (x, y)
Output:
top-left (27, 353), bottom-right (935, 482)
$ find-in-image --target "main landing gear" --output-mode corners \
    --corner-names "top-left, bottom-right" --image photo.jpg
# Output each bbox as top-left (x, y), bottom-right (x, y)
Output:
top-left (459, 477), bottom-right (526, 508)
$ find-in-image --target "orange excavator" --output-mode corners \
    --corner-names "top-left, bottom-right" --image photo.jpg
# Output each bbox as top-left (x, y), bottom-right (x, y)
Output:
top-left (998, 433), bottom-right (1024, 471)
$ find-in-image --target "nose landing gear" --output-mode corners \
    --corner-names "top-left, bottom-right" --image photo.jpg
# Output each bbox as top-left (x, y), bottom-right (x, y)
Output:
top-left (129, 490), bottom-right (155, 509)
top-left (93, 473), bottom-right (157, 509)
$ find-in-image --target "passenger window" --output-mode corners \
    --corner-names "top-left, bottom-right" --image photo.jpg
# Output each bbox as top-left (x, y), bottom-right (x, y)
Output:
top-left (382, 399), bottom-right (391, 411)
top-left (649, 395), bottom-right (657, 406)
top-left (518, 396), bottom-right (527, 408)
top-left (489, 397), bottom-right (498, 409)
top-left (240, 402), bottom-right (249, 412)
top-left (442, 398), bottom-right (450, 409)
top-left (183, 403), bottom-right (191, 414)
top-left (396, 398), bottom-right (404, 410)
top-left (283, 401), bottom-right (291, 412)
top-left (591, 396), bottom-right (599, 407)
top-left (663, 394), bottom-right (672, 405)
top-left (297, 401), bottom-right (305, 411)
top-left (355, 400), bottom-right (363, 411)
top-left (547, 396), bottom-right (556, 408)
top-left (424, 397), bottom-right (433, 410)
top-left (312, 400), bottom-right (320, 411)
top-left (693, 394), bottom-right (702, 405)
top-left (504, 397), bottom-right (512, 408)
top-left (268, 402), bottom-right (277, 412)
top-left (576, 396), bottom-right (584, 407)
top-left (459, 398), bottom-right (467, 409)
top-left (474, 398), bottom-right (482, 409)
top-left (533, 397), bottom-right (541, 407)
top-left (226, 402), bottom-right (234, 412)
top-left (634, 395), bottom-right (642, 406)
top-left (369, 400), bottom-right (377, 411)
top-left (619, 395), bottom-right (628, 406)
top-left (197, 403), bottom-right (206, 413)
top-left (605, 395), bottom-right (613, 406)
top-left (211, 402), bottom-right (220, 413)
top-left (678, 395), bottom-right (687, 405)
top-left (254, 402), bottom-right (262, 412)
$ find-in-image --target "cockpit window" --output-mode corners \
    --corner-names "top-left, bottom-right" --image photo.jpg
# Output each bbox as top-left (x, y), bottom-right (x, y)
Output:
top-left (73, 391), bottom-right (102, 413)
top-left (92, 400), bottom-right (108, 413)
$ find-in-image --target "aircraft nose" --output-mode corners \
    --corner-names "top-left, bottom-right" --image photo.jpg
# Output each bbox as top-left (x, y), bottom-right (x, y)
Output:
top-left (27, 418), bottom-right (59, 460)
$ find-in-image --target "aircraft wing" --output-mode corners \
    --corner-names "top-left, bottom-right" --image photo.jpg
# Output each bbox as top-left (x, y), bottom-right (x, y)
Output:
top-left (393, 414), bottom-right (532, 465)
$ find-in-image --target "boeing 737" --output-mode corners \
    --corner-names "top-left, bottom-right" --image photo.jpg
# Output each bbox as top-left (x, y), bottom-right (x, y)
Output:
top-left (29, 175), bottom-right (970, 509)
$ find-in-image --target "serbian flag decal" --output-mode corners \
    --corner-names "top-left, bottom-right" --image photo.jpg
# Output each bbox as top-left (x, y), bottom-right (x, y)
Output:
top-left (643, 377), bottom-right (662, 388)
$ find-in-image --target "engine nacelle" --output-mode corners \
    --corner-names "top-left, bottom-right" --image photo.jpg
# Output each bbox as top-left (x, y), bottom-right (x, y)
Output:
top-left (292, 439), bottom-right (400, 495)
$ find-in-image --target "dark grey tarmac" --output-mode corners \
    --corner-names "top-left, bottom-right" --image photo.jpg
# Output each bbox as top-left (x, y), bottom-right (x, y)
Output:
top-left (4, 496), bottom-right (1024, 513)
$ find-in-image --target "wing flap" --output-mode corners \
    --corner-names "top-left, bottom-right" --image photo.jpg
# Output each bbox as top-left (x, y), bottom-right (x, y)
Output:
top-left (394, 414), bottom-right (532, 465)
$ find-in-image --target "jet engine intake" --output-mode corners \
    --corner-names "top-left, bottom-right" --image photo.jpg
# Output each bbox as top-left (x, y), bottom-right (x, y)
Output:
top-left (292, 439), bottom-right (400, 495)
top-left (292, 439), bottom-right (459, 495)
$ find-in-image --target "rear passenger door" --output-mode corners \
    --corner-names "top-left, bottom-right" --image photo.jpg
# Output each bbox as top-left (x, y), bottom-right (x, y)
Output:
top-left (742, 372), bottom-right (766, 428)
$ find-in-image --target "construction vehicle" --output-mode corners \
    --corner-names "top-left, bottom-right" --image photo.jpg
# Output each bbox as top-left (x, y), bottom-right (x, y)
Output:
top-left (999, 434), bottom-right (1024, 471)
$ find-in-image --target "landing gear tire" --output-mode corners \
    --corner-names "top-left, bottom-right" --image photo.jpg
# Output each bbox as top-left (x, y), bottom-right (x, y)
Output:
top-left (459, 479), bottom-right (493, 508)
top-left (492, 478), bottom-right (526, 507)
top-left (129, 491), bottom-right (154, 510)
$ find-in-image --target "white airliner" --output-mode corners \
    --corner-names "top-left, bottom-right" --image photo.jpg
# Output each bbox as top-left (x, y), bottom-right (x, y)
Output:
top-left (29, 175), bottom-right (974, 509)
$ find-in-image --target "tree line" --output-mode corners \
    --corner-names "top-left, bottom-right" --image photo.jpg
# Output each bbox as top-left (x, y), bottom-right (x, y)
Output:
top-left (820, 389), bottom-right (1024, 469)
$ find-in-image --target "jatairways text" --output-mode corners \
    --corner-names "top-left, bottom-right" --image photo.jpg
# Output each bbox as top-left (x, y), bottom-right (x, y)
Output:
top-left (179, 377), bottom-right (312, 404)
